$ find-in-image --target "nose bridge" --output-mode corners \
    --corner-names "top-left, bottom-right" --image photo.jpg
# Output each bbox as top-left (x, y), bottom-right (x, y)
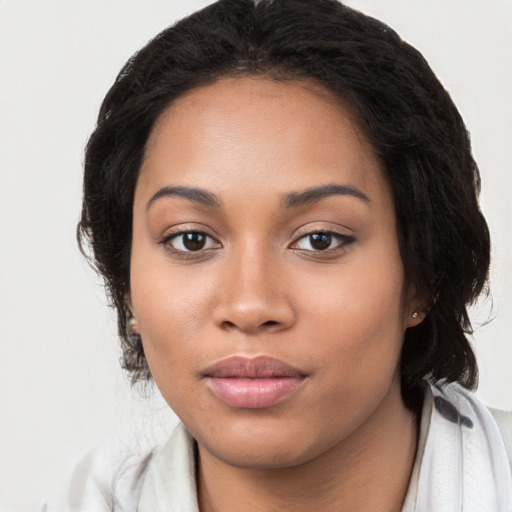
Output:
top-left (230, 241), bottom-right (272, 297)
top-left (213, 239), bottom-right (294, 333)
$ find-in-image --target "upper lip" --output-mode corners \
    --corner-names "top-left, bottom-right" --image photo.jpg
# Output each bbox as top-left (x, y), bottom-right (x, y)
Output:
top-left (202, 356), bottom-right (307, 378)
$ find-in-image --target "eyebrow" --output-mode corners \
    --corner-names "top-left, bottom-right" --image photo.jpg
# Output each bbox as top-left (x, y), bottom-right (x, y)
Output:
top-left (283, 183), bottom-right (370, 209)
top-left (146, 186), bottom-right (221, 210)
top-left (146, 182), bottom-right (370, 211)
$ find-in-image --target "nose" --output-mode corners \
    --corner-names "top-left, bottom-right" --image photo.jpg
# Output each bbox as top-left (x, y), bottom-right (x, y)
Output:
top-left (212, 246), bottom-right (295, 335)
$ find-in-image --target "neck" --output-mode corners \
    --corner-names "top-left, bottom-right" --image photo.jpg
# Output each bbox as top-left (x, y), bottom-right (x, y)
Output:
top-left (197, 376), bottom-right (419, 512)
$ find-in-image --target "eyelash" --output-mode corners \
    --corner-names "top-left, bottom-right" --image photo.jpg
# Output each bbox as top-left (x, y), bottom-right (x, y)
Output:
top-left (158, 229), bottom-right (355, 258)
top-left (290, 231), bottom-right (355, 253)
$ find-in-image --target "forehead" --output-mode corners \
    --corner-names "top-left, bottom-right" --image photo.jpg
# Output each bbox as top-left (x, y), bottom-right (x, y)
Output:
top-left (138, 76), bottom-right (388, 204)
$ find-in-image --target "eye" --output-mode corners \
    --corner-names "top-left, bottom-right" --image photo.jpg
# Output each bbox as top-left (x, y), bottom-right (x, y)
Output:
top-left (291, 232), bottom-right (354, 252)
top-left (161, 231), bottom-right (219, 252)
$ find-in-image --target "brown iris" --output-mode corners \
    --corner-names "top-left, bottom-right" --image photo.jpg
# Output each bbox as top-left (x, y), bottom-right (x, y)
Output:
top-left (309, 233), bottom-right (332, 250)
top-left (182, 232), bottom-right (207, 251)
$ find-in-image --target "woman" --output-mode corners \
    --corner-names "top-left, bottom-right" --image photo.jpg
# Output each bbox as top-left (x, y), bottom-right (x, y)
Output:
top-left (45, 0), bottom-right (512, 510)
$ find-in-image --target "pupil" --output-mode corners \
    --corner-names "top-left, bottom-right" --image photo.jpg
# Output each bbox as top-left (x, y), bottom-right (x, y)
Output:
top-left (183, 233), bottom-right (206, 251)
top-left (310, 233), bottom-right (331, 250)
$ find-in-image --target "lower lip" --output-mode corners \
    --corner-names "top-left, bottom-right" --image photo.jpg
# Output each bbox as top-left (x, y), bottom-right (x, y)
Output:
top-left (207, 376), bottom-right (305, 409)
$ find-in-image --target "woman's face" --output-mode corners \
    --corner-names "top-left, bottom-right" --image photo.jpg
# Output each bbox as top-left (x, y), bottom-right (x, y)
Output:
top-left (130, 77), bottom-right (418, 469)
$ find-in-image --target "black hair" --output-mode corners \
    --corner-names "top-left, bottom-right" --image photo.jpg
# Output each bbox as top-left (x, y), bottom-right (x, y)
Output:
top-left (78, 0), bottom-right (490, 402)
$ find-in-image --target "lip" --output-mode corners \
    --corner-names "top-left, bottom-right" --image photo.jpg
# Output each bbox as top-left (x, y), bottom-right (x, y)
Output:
top-left (203, 356), bottom-right (307, 409)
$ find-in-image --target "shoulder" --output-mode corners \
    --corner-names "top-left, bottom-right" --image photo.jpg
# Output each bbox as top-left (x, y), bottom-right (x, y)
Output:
top-left (427, 380), bottom-right (512, 472)
top-left (407, 380), bottom-right (512, 510)
top-left (41, 433), bottom-right (164, 512)
top-left (488, 406), bottom-right (512, 469)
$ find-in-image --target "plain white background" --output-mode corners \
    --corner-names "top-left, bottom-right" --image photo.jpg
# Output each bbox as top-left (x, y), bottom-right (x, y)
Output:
top-left (0, 1), bottom-right (510, 510)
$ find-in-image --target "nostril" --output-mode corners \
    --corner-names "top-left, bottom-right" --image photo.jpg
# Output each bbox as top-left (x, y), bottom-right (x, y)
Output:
top-left (221, 321), bottom-right (237, 330)
top-left (220, 319), bottom-right (281, 332)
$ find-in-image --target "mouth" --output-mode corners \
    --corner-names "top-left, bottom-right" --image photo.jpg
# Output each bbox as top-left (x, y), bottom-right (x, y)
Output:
top-left (202, 355), bottom-right (307, 409)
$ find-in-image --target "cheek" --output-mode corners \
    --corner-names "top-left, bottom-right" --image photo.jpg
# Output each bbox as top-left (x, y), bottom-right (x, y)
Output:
top-left (129, 248), bottom-right (214, 379)
top-left (297, 248), bottom-right (406, 382)
top-left (132, 277), bottom-right (206, 416)
top-left (134, 282), bottom-right (204, 342)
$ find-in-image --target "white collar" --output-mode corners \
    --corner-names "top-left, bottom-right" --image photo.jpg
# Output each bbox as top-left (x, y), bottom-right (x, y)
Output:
top-left (409, 381), bottom-right (512, 511)
top-left (138, 422), bottom-right (199, 512)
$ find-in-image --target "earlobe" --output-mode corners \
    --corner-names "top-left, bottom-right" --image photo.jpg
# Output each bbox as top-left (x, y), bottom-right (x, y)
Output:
top-left (408, 309), bottom-right (422, 326)
top-left (125, 294), bottom-right (139, 334)
top-left (128, 315), bottom-right (139, 333)
top-left (407, 307), bottom-right (428, 327)
top-left (405, 283), bottom-right (432, 327)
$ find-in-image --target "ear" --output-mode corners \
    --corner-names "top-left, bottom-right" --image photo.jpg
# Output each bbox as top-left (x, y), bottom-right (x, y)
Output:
top-left (128, 316), bottom-right (140, 334)
top-left (404, 285), bottom-right (429, 328)
top-left (125, 293), bottom-right (140, 334)
top-left (406, 307), bottom-right (426, 328)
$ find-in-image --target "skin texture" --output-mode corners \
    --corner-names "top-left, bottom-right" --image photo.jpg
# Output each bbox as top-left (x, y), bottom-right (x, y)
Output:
top-left (130, 77), bottom-right (423, 512)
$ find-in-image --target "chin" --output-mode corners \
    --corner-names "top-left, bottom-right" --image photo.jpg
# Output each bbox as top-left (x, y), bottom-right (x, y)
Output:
top-left (203, 440), bottom-right (319, 470)
top-left (192, 413), bottom-right (339, 471)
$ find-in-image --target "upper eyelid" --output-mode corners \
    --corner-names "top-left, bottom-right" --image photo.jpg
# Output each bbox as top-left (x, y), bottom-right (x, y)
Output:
top-left (158, 224), bottom-right (220, 241)
top-left (159, 230), bottom-right (220, 245)
top-left (291, 224), bottom-right (353, 241)
top-left (290, 231), bottom-right (353, 245)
